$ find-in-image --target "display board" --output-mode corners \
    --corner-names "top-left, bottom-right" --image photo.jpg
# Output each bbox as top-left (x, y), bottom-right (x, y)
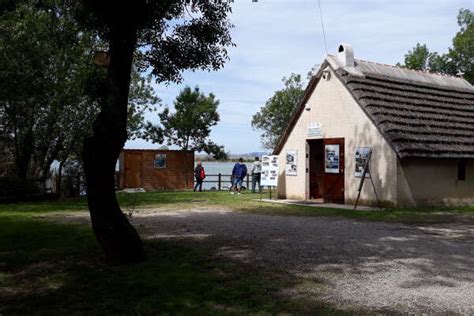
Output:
top-left (153, 154), bottom-right (167, 168)
top-left (261, 155), bottom-right (279, 186)
top-left (324, 144), bottom-right (339, 173)
top-left (355, 147), bottom-right (371, 177)
top-left (285, 149), bottom-right (298, 176)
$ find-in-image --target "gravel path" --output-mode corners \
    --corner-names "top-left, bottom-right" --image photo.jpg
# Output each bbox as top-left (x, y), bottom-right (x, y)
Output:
top-left (131, 207), bottom-right (474, 315)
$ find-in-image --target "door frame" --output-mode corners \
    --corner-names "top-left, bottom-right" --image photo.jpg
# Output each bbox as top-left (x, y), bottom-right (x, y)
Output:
top-left (306, 138), bottom-right (345, 204)
top-left (322, 138), bottom-right (345, 204)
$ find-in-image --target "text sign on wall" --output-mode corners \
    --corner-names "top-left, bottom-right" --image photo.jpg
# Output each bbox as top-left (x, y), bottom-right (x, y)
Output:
top-left (261, 155), bottom-right (279, 186)
top-left (308, 122), bottom-right (322, 137)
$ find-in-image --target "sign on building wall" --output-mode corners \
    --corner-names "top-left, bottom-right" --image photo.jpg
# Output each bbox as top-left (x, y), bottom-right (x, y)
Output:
top-left (154, 154), bottom-right (167, 168)
top-left (285, 150), bottom-right (298, 176)
top-left (355, 147), bottom-right (371, 177)
top-left (308, 122), bottom-right (322, 137)
top-left (325, 144), bottom-right (339, 173)
top-left (261, 155), bottom-right (279, 186)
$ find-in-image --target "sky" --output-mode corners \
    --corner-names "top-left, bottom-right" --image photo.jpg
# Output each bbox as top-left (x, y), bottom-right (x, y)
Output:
top-left (125, 0), bottom-right (472, 154)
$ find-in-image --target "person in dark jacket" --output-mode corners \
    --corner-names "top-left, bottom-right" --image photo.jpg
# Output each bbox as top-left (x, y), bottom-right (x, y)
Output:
top-left (193, 161), bottom-right (205, 192)
top-left (231, 158), bottom-right (247, 195)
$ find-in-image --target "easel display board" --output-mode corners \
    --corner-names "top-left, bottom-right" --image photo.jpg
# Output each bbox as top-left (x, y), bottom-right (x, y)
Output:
top-left (261, 155), bottom-right (279, 187)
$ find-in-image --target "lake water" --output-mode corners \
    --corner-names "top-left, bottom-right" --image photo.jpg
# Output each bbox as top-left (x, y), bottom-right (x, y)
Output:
top-left (194, 161), bottom-right (252, 190)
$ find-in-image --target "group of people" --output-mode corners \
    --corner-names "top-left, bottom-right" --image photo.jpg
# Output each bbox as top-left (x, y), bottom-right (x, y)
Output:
top-left (193, 157), bottom-right (262, 194)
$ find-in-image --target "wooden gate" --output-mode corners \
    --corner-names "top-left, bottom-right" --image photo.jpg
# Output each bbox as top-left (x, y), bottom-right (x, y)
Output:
top-left (322, 138), bottom-right (345, 204)
top-left (123, 153), bottom-right (143, 188)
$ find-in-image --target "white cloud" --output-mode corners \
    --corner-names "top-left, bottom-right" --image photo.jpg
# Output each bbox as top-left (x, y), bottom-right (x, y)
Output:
top-left (126, 0), bottom-right (471, 153)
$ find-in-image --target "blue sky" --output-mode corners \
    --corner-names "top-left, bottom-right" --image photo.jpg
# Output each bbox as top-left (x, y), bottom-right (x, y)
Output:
top-left (125, 0), bottom-right (472, 154)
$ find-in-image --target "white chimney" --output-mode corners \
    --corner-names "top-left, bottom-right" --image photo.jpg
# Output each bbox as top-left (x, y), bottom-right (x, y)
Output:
top-left (336, 43), bottom-right (354, 67)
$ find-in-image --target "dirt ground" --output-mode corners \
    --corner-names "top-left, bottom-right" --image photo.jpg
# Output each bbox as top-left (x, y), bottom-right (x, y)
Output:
top-left (60, 207), bottom-right (474, 315)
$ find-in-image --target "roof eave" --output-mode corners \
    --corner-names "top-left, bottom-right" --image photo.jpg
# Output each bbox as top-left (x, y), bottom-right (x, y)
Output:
top-left (272, 59), bottom-right (329, 155)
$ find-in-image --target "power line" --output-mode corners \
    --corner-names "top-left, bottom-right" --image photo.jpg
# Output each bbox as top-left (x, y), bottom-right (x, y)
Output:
top-left (317, 0), bottom-right (329, 55)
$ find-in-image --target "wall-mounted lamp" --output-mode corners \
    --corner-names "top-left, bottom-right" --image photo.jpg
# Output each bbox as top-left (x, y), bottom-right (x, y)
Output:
top-left (322, 70), bottom-right (331, 80)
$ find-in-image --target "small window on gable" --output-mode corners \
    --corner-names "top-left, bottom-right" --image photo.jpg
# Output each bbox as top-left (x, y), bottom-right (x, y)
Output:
top-left (457, 159), bottom-right (466, 181)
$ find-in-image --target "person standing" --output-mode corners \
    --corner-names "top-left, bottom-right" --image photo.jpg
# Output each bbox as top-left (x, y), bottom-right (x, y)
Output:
top-left (231, 158), bottom-right (247, 195)
top-left (193, 161), bottom-right (205, 192)
top-left (251, 156), bottom-right (262, 193)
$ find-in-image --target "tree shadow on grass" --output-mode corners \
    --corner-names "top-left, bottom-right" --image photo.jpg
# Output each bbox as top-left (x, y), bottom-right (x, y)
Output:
top-left (0, 216), bottom-right (356, 315)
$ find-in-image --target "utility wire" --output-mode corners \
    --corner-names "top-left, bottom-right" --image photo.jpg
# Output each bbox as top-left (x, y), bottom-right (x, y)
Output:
top-left (317, 0), bottom-right (329, 55)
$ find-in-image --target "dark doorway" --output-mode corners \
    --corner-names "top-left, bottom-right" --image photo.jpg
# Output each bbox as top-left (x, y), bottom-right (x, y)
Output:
top-left (308, 138), bottom-right (345, 204)
top-left (308, 139), bottom-right (324, 199)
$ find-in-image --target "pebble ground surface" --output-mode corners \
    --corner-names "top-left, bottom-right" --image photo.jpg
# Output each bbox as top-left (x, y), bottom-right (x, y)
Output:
top-left (63, 206), bottom-right (474, 314)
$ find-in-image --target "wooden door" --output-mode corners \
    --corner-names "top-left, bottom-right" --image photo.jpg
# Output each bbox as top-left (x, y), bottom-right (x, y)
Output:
top-left (323, 138), bottom-right (344, 204)
top-left (124, 153), bottom-right (143, 188)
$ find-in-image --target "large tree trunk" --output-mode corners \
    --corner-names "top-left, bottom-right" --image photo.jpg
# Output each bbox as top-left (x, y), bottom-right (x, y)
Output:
top-left (82, 26), bottom-right (145, 265)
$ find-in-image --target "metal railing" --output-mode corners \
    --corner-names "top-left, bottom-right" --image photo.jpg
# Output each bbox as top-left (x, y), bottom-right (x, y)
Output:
top-left (195, 173), bottom-right (251, 190)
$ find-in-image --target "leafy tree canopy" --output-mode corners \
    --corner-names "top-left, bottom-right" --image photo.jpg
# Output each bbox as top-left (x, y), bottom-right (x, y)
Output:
top-left (0, 2), bottom-right (158, 183)
top-left (2, 0), bottom-right (235, 264)
top-left (251, 74), bottom-right (305, 150)
top-left (142, 86), bottom-right (227, 160)
top-left (399, 8), bottom-right (473, 84)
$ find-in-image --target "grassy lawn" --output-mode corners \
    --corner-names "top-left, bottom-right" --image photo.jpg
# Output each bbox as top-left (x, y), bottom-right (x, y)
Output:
top-left (0, 191), bottom-right (472, 314)
top-left (0, 195), bottom-right (349, 315)
top-left (1, 190), bottom-right (473, 224)
top-left (120, 191), bottom-right (474, 225)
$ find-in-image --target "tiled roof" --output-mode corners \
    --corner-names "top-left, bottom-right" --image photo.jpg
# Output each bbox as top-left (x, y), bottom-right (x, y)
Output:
top-left (273, 56), bottom-right (474, 158)
top-left (335, 68), bottom-right (474, 158)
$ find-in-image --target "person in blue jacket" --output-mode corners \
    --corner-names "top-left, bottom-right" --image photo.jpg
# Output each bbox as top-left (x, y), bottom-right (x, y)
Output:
top-left (231, 158), bottom-right (247, 195)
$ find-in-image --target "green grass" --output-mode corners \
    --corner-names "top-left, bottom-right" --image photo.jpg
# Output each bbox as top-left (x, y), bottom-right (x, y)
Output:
top-left (0, 190), bottom-right (473, 224)
top-left (114, 190), bottom-right (474, 224)
top-left (0, 209), bottom-right (347, 315)
top-left (1, 191), bottom-right (471, 314)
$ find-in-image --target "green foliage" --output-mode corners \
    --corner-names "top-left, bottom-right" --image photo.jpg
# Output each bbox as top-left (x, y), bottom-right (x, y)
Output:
top-left (0, 176), bottom-right (41, 198)
top-left (142, 86), bottom-right (227, 160)
top-left (69, 1), bottom-right (234, 84)
top-left (449, 8), bottom-right (474, 83)
top-left (399, 9), bottom-right (473, 84)
top-left (0, 3), bottom-right (98, 180)
top-left (0, 2), bottom-right (159, 183)
top-left (127, 71), bottom-right (160, 140)
top-left (251, 74), bottom-right (305, 150)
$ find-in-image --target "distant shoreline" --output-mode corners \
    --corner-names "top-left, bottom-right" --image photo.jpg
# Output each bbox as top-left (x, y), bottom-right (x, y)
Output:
top-left (195, 158), bottom-right (255, 163)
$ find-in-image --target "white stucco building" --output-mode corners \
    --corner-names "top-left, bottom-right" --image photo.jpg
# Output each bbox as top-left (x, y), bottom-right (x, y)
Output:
top-left (274, 44), bottom-right (474, 207)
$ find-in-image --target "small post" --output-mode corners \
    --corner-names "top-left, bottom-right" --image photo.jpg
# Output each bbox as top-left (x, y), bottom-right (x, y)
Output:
top-left (218, 173), bottom-right (221, 191)
top-left (269, 186), bottom-right (272, 200)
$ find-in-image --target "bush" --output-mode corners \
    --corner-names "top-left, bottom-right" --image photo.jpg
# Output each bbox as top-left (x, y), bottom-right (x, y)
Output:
top-left (0, 176), bottom-right (41, 198)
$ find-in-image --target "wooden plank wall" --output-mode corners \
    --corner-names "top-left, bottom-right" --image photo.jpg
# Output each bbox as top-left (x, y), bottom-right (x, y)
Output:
top-left (119, 150), bottom-right (194, 191)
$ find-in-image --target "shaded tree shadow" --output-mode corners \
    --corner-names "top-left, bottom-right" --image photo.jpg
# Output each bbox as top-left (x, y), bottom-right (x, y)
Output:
top-left (132, 210), bottom-right (474, 314)
top-left (0, 216), bottom-right (356, 315)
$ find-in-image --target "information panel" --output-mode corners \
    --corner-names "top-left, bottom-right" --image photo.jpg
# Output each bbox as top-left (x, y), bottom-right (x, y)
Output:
top-left (355, 147), bottom-right (371, 178)
top-left (324, 144), bottom-right (339, 173)
top-left (285, 149), bottom-right (297, 176)
top-left (261, 155), bottom-right (279, 186)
